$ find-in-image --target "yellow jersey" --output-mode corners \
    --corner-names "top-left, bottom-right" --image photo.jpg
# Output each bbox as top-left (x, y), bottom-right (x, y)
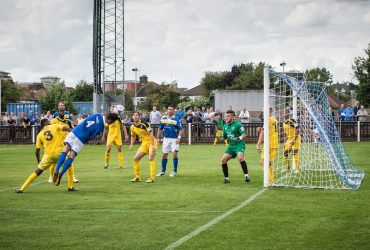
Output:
top-left (269, 116), bottom-right (279, 149)
top-left (105, 118), bottom-right (122, 138)
top-left (36, 124), bottom-right (66, 155)
top-left (51, 117), bottom-right (73, 140)
top-left (283, 118), bottom-right (300, 142)
top-left (130, 121), bottom-right (152, 144)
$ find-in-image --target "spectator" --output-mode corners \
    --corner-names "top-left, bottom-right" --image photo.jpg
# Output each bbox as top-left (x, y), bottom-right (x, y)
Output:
top-left (45, 110), bottom-right (53, 121)
top-left (77, 114), bottom-right (85, 125)
top-left (353, 101), bottom-right (361, 121)
top-left (8, 114), bottom-right (16, 142)
top-left (123, 114), bottom-right (132, 125)
top-left (22, 113), bottom-right (31, 138)
top-left (150, 106), bottom-right (162, 125)
top-left (2, 112), bottom-right (10, 125)
top-left (193, 111), bottom-right (203, 124)
top-left (239, 107), bottom-right (250, 123)
top-left (357, 105), bottom-right (368, 122)
top-left (204, 108), bottom-right (213, 124)
top-left (200, 107), bottom-right (206, 120)
top-left (16, 112), bottom-right (24, 126)
top-left (344, 104), bottom-right (354, 122)
top-left (28, 111), bottom-right (36, 125)
top-left (259, 111), bottom-right (264, 122)
top-left (329, 107), bottom-right (335, 121)
top-left (184, 109), bottom-right (194, 123)
top-left (175, 105), bottom-right (185, 121)
top-left (338, 104), bottom-right (345, 121)
top-left (141, 113), bottom-right (149, 123)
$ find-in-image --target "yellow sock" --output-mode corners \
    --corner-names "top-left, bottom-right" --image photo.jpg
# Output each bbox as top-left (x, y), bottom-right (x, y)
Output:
top-left (294, 154), bottom-right (299, 171)
top-left (284, 156), bottom-right (290, 170)
top-left (149, 160), bottom-right (156, 179)
top-left (105, 152), bottom-right (110, 165)
top-left (67, 168), bottom-right (74, 189)
top-left (225, 140), bottom-right (228, 145)
top-left (50, 164), bottom-right (55, 178)
top-left (269, 165), bottom-right (275, 184)
top-left (118, 152), bottom-right (124, 166)
top-left (133, 160), bottom-right (140, 178)
top-left (20, 172), bottom-right (38, 191)
top-left (213, 138), bottom-right (217, 145)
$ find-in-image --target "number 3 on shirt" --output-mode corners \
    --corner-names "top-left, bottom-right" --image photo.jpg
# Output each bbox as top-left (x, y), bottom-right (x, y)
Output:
top-left (86, 121), bottom-right (95, 128)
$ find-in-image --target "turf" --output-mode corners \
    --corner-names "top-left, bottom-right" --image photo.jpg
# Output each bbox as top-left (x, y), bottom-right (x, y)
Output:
top-left (0, 142), bottom-right (369, 249)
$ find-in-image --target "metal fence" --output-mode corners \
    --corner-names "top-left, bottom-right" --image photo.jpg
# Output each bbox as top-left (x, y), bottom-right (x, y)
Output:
top-left (1, 122), bottom-right (370, 144)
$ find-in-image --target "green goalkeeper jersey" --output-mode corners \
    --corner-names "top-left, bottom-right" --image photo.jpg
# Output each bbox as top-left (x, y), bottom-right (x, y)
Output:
top-left (222, 121), bottom-right (246, 146)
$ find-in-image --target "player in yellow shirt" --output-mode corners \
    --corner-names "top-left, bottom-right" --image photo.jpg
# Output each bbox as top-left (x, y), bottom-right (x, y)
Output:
top-left (256, 108), bottom-right (278, 184)
top-left (129, 111), bottom-right (157, 183)
top-left (50, 101), bottom-right (79, 183)
top-left (283, 109), bottom-right (301, 173)
top-left (102, 109), bottom-right (129, 169)
top-left (16, 119), bottom-right (75, 193)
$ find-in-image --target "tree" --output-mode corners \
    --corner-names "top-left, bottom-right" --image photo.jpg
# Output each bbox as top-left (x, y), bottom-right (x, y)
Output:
top-left (139, 82), bottom-right (181, 112)
top-left (1, 79), bottom-right (23, 112)
top-left (304, 67), bottom-right (333, 85)
top-left (71, 80), bottom-right (94, 102)
top-left (200, 71), bottom-right (227, 97)
top-left (40, 80), bottom-right (76, 114)
top-left (352, 43), bottom-right (370, 107)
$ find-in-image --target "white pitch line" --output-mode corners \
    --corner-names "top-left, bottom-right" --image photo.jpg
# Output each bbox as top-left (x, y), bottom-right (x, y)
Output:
top-left (164, 188), bottom-right (267, 250)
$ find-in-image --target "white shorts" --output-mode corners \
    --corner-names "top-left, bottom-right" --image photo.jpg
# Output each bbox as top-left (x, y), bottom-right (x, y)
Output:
top-left (65, 132), bottom-right (84, 154)
top-left (162, 137), bottom-right (179, 154)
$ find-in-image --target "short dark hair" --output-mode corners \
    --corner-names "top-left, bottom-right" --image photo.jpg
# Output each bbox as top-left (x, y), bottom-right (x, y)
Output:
top-left (226, 110), bottom-right (235, 116)
top-left (40, 119), bottom-right (49, 129)
top-left (168, 104), bottom-right (175, 108)
top-left (132, 111), bottom-right (141, 116)
top-left (106, 113), bottom-right (119, 122)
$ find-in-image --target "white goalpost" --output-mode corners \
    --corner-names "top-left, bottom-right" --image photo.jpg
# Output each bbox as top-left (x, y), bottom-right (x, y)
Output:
top-left (263, 67), bottom-right (364, 189)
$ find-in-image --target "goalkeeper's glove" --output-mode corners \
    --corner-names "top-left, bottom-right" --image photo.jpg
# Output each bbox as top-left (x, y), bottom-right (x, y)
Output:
top-left (232, 136), bottom-right (244, 141)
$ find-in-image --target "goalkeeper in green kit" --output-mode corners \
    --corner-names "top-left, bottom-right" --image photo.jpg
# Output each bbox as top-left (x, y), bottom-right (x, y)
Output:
top-left (221, 110), bottom-right (250, 183)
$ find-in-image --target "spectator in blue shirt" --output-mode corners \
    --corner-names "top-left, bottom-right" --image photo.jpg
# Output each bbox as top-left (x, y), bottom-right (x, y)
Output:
top-left (28, 111), bottom-right (36, 125)
top-left (338, 104), bottom-right (345, 121)
top-left (344, 104), bottom-right (354, 122)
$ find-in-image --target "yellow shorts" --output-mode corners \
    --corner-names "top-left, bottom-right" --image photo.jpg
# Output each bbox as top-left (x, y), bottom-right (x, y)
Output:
top-left (285, 139), bottom-right (301, 151)
top-left (38, 153), bottom-right (59, 171)
top-left (215, 130), bottom-right (222, 137)
top-left (138, 139), bottom-right (158, 154)
top-left (107, 136), bottom-right (122, 146)
top-left (261, 148), bottom-right (278, 162)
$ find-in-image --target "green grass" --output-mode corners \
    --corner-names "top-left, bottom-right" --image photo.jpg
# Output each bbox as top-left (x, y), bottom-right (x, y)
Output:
top-left (0, 143), bottom-right (369, 249)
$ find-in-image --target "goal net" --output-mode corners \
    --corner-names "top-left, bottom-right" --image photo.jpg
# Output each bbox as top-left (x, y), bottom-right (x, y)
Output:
top-left (263, 68), bottom-right (364, 189)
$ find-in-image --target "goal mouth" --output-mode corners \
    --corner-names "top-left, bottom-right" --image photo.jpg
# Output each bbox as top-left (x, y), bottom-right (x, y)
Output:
top-left (263, 68), bottom-right (365, 190)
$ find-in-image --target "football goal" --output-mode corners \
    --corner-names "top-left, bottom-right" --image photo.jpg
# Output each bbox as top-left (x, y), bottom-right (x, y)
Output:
top-left (263, 68), bottom-right (364, 189)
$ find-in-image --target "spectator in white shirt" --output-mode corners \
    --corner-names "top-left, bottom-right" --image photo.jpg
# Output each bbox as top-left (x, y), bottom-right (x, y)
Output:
top-left (357, 105), bottom-right (368, 122)
top-left (150, 106), bottom-right (162, 124)
top-left (239, 107), bottom-right (250, 123)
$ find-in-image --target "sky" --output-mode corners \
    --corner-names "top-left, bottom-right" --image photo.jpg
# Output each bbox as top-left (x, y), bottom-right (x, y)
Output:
top-left (1, 0), bottom-right (370, 89)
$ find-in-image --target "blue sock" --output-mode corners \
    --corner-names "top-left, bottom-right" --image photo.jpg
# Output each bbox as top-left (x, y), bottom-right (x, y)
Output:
top-left (161, 159), bottom-right (168, 173)
top-left (173, 158), bottom-right (178, 173)
top-left (60, 157), bottom-right (74, 177)
top-left (55, 152), bottom-right (67, 173)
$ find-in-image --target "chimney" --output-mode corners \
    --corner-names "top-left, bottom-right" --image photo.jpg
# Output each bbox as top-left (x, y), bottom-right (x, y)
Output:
top-left (140, 75), bottom-right (148, 85)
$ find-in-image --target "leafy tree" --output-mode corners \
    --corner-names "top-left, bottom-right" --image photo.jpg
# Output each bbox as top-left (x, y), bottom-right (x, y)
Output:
top-left (139, 82), bottom-right (180, 112)
top-left (304, 67), bottom-right (333, 85)
top-left (124, 89), bottom-right (134, 112)
top-left (180, 96), bottom-right (211, 110)
top-left (40, 80), bottom-right (76, 114)
top-left (352, 43), bottom-right (370, 107)
top-left (71, 80), bottom-right (94, 102)
top-left (200, 71), bottom-right (227, 97)
top-left (1, 79), bottom-right (23, 112)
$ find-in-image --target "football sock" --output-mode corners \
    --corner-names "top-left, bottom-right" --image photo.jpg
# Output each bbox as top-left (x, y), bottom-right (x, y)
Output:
top-left (240, 161), bottom-right (248, 175)
top-left (67, 168), bottom-right (74, 189)
top-left (133, 160), bottom-right (140, 178)
top-left (284, 155), bottom-right (290, 170)
top-left (149, 160), bottom-right (155, 179)
top-left (224, 140), bottom-right (228, 145)
top-left (173, 158), bottom-right (178, 173)
top-left (213, 138), bottom-right (217, 145)
top-left (161, 159), bottom-right (167, 173)
top-left (269, 165), bottom-right (275, 184)
top-left (60, 157), bottom-right (74, 177)
top-left (105, 152), bottom-right (110, 165)
top-left (20, 172), bottom-right (38, 191)
top-left (50, 164), bottom-right (55, 178)
top-left (222, 164), bottom-right (229, 178)
top-left (293, 154), bottom-right (299, 171)
top-left (118, 152), bottom-right (124, 166)
top-left (70, 164), bottom-right (75, 177)
top-left (55, 152), bottom-right (67, 173)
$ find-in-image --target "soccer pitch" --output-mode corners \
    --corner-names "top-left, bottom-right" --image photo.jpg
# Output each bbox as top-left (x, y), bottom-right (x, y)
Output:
top-left (0, 143), bottom-right (369, 249)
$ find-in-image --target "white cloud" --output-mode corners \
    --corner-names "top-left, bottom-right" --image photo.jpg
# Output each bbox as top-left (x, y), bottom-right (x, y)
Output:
top-left (0, 0), bottom-right (369, 88)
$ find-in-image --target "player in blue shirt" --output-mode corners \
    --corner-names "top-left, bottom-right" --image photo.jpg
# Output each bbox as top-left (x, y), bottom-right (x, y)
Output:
top-left (53, 113), bottom-right (120, 186)
top-left (156, 105), bottom-right (183, 177)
